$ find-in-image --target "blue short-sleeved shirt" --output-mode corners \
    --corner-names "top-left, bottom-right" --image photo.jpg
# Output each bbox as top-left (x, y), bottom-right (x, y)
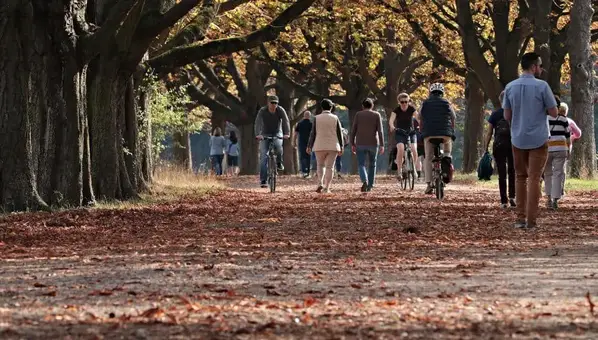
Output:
top-left (502, 74), bottom-right (557, 149)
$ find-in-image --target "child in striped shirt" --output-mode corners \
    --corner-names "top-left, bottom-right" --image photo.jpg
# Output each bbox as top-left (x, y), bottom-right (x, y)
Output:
top-left (544, 108), bottom-right (571, 210)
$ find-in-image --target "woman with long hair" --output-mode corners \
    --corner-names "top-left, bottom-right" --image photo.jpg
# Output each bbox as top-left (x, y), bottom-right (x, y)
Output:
top-left (209, 127), bottom-right (226, 176)
top-left (226, 130), bottom-right (240, 176)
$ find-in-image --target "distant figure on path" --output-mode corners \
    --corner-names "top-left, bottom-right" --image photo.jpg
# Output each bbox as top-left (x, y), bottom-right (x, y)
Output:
top-left (350, 98), bottom-right (385, 192)
top-left (209, 127), bottom-right (227, 176)
top-left (307, 99), bottom-right (344, 193)
top-left (485, 91), bottom-right (516, 209)
top-left (226, 130), bottom-right (240, 176)
top-left (503, 52), bottom-right (558, 229)
top-left (294, 110), bottom-right (313, 178)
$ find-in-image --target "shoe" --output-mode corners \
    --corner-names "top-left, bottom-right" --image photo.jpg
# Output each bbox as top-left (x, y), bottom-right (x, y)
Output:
top-left (509, 198), bottom-right (516, 208)
top-left (513, 221), bottom-right (526, 229)
top-left (500, 203), bottom-right (508, 209)
top-left (397, 172), bottom-right (403, 181)
top-left (366, 186), bottom-right (373, 192)
top-left (552, 199), bottom-right (559, 210)
top-left (324, 188), bottom-right (331, 193)
top-left (316, 185), bottom-right (324, 193)
top-left (361, 182), bottom-right (368, 192)
top-left (424, 184), bottom-right (433, 195)
top-left (260, 181), bottom-right (268, 188)
top-left (546, 197), bottom-right (553, 209)
top-left (337, 174), bottom-right (343, 179)
top-left (303, 173), bottom-right (310, 179)
top-left (277, 163), bottom-right (284, 171)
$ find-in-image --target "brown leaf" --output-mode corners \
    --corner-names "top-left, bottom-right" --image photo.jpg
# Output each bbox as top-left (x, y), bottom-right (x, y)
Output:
top-left (42, 290), bottom-right (57, 297)
top-left (303, 296), bottom-right (317, 308)
top-left (33, 282), bottom-right (47, 288)
top-left (140, 307), bottom-right (165, 318)
top-left (350, 283), bottom-right (362, 289)
top-left (89, 290), bottom-right (113, 296)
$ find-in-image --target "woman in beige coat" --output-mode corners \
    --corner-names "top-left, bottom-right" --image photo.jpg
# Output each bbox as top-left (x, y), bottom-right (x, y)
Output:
top-left (307, 99), bottom-right (344, 193)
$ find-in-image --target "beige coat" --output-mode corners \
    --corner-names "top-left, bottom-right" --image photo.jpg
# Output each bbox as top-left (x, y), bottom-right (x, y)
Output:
top-left (310, 112), bottom-right (343, 152)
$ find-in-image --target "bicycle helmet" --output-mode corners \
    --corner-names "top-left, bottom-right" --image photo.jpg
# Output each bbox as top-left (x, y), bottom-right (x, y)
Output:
top-left (429, 83), bottom-right (445, 94)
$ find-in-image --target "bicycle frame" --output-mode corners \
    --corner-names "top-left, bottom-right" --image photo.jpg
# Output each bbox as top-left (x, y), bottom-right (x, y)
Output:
top-left (263, 136), bottom-right (281, 193)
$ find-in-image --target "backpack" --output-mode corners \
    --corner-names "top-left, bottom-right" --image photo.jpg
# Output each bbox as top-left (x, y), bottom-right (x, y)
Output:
top-left (493, 118), bottom-right (511, 148)
top-left (477, 151), bottom-right (494, 181)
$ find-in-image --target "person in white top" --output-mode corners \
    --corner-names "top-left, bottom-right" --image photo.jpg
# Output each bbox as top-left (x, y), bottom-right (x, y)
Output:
top-left (307, 99), bottom-right (345, 193)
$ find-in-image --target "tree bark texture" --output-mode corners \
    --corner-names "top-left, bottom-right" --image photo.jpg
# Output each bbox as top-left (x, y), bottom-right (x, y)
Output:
top-left (568, 0), bottom-right (596, 178)
top-left (462, 72), bottom-right (486, 173)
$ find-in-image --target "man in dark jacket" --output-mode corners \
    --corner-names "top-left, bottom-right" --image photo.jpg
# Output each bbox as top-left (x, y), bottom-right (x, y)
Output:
top-left (293, 110), bottom-right (313, 178)
top-left (418, 83), bottom-right (456, 194)
top-left (255, 95), bottom-right (290, 188)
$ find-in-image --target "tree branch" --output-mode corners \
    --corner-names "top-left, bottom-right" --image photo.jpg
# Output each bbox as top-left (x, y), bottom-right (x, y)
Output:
top-left (138, 0), bottom-right (203, 41)
top-left (226, 56), bottom-right (248, 99)
top-left (195, 61), bottom-right (243, 107)
top-left (147, 0), bottom-right (316, 74)
top-left (81, 0), bottom-right (140, 62)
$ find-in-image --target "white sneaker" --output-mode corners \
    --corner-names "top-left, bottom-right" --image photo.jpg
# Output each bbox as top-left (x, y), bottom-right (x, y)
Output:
top-left (500, 203), bottom-right (508, 209)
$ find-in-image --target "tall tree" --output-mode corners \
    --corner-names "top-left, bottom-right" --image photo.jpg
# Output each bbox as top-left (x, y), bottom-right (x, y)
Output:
top-left (0, 0), bottom-right (315, 211)
top-left (568, 0), bottom-right (596, 178)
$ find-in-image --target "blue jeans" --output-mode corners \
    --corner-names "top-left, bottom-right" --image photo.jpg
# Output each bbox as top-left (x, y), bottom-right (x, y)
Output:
top-left (335, 152), bottom-right (342, 172)
top-left (260, 138), bottom-right (283, 183)
top-left (211, 155), bottom-right (224, 176)
top-left (298, 143), bottom-right (310, 174)
top-left (356, 146), bottom-right (378, 187)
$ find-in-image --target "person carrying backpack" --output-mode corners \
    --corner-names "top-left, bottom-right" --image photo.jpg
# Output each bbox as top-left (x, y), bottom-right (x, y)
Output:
top-left (485, 91), bottom-right (516, 208)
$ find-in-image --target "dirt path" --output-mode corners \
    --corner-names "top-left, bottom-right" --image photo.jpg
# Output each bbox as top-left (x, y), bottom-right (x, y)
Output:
top-left (1, 176), bottom-right (598, 339)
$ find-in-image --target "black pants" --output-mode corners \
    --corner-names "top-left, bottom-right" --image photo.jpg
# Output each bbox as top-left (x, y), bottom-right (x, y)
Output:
top-left (493, 146), bottom-right (515, 203)
top-left (298, 143), bottom-right (310, 174)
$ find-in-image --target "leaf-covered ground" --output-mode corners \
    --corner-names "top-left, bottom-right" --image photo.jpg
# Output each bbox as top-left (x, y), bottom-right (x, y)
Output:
top-left (1, 176), bottom-right (598, 339)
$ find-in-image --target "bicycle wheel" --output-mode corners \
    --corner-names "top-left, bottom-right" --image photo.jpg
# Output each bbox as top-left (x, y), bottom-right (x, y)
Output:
top-left (435, 173), bottom-right (444, 200)
top-left (269, 155), bottom-right (277, 193)
top-left (406, 151), bottom-right (415, 190)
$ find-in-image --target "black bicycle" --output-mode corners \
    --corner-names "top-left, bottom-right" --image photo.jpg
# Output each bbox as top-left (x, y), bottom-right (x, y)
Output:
top-left (396, 129), bottom-right (415, 191)
top-left (429, 138), bottom-right (448, 200)
top-left (263, 136), bottom-right (281, 193)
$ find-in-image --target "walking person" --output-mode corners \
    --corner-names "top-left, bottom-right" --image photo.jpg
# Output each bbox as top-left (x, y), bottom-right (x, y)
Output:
top-left (350, 98), bottom-right (385, 192)
top-left (485, 91), bottom-right (516, 208)
top-left (389, 93), bottom-right (419, 181)
top-left (209, 127), bottom-right (227, 176)
top-left (307, 99), bottom-right (344, 193)
top-left (544, 107), bottom-right (571, 210)
top-left (332, 105), bottom-right (347, 178)
top-left (255, 95), bottom-right (291, 188)
top-left (294, 110), bottom-right (313, 178)
top-left (559, 102), bottom-right (581, 197)
top-left (414, 117), bottom-right (424, 181)
top-left (226, 130), bottom-right (240, 176)
top-left (503, 52), bottom-right (558, 229)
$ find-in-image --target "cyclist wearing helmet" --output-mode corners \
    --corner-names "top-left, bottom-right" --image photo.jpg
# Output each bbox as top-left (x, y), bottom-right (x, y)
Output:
top-left (389, 93), bottom-right (419, 180)
top-left (417, 83), bottom-right (456, 194)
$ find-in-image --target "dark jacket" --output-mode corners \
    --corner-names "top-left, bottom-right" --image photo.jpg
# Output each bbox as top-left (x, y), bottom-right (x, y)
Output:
top-left (254, 106), bottom-right (291, 137)
top-left (419, 94), bottom-right (455, 139)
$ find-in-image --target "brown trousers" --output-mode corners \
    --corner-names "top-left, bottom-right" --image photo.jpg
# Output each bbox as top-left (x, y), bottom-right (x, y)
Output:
top-left (512, 143), bottom-right (548, 225)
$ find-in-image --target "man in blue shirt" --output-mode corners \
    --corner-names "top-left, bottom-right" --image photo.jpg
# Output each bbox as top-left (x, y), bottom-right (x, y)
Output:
top-left (503, 52), bottom-right (558, 229)
top-left (293, 111), bottom-right (313, 178)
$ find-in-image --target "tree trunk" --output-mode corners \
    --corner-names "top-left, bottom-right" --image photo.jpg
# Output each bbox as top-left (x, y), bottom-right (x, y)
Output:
top-left (0, 3), bottom-right (92, 211)
top-left (568, 0), bottom-right (596, 178)
top-left (462, 73), bottom-right (485, 173)
top-left (171, 131), bottom-right (192, 170)
top-left (239, 123), bottom-right (259, 175)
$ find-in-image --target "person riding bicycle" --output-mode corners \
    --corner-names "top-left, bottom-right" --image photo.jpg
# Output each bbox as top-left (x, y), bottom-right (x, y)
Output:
top-left (418, 83), bottom-right (456, 194)
top-left (389, 93), bottom-right (419, 180)
top-left (255, 95), bottom-right (290, 188)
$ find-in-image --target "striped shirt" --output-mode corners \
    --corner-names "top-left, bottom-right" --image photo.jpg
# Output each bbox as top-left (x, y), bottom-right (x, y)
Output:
top-left (547, 116), bottom-right (570, 152)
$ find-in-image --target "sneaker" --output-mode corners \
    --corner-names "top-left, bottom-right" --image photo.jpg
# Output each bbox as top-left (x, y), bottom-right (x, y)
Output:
top-left (397, 173), bottom-right (403, 181)
top-left (302, 173), bottom-right (310, 179)
top-left (361, 183), bottom-right (368, 192)
top-left (513, 221), bottom-right (526, 229)
top-left (500, 203), bottom-right (508, 209)
top-left (260, 181), bottom-right (268, 188)
top-left (546, 197), bottom-right (553, 209)
top-left (324, 188), bottom-right (331, 194)
top-left (366, 186), bottom-right (373, 192)
top-left (509, 198), bottom-right (516, 208)
top-left (316, 185), bottom-right (324, 193)
top-left (424, 184), bottom-right (433, 195)
top-left (277, 163), bottom-right (284, 171)
top-left (552, 199), bottom-right (559, 210)
top-left (337, 174), bottom-right (343, 179)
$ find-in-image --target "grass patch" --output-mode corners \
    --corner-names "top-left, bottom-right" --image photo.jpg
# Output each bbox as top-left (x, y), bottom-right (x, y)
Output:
top-left (452, 172), bottom-right (598, 191)
top-left (96, 167), bottom-right (225, 209)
